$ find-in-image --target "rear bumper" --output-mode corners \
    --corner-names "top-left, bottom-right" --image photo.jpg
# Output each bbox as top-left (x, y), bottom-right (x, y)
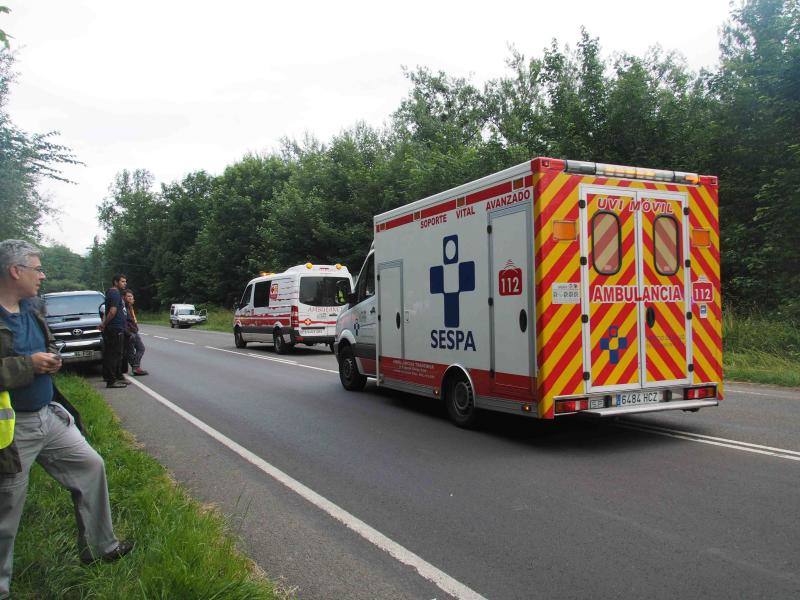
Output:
top-left (582, 399), bottom-right (719, 417)
top-left (293, 333), bottom-right (335, 345)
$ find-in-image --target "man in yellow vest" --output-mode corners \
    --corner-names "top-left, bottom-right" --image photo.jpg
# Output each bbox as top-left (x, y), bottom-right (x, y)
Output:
top-left (0, 240), bottom-right (133, 599)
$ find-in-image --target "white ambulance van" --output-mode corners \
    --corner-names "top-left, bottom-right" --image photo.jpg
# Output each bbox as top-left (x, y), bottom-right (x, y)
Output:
top-left (233, 263), bottom-right (352, 353)
top-left (335, 157), bottom-right (723, 427)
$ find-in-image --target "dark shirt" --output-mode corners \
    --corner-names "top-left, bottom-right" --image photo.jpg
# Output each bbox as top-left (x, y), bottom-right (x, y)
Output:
top-left (105, 287), bottom-right (126, 331)
top-left (0, 300), bottom-right (53, 411)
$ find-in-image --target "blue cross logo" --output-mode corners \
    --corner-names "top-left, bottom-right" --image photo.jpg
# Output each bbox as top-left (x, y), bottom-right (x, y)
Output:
top-left (600, 325), bottom-right (628, 364)
top-left (353, 319), bottom-right (360, 336)
top-left (429, 235), bottom-right (475, 328)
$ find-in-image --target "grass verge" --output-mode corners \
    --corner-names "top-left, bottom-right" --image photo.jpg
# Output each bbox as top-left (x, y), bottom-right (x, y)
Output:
top-left (723, 311), bottom-right (800, 387)
top-left (12, 373), bottom-right (281, 599)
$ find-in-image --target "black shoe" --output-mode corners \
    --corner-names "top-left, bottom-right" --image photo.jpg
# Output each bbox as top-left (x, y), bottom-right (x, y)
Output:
top-left (81, 540), bottom-right (134, 564)
top-left (106, 381), bottom-right (127, 388)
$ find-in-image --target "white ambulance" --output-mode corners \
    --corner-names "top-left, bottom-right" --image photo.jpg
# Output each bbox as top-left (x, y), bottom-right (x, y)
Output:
top-left (233, 263), bottom-right (352, 353)
top-left (335, 157), bottom-right (722, 427)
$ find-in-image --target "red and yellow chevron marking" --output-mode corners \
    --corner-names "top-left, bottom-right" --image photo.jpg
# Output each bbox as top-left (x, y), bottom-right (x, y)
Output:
top-left (640, 196), bottom-right (688, 382)
top-left (534, 170), bottom-right (584, 418)
top-left (689, 182), bottom-right (723, 398)
top-left (586, 191), bottom-right (640, 387)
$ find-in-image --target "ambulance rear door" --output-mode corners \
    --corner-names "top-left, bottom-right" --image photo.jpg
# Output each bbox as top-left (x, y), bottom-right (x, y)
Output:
top-left (580, 186), bottom-right (690, 393)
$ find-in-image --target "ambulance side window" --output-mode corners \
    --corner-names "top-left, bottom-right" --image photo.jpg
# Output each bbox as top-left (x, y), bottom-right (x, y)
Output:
top-left (253, 281), bottom-right (270, 308)
top-left (240, 284), bottom-right (253, 308)
top-left (591, 212), bottom-right (621, 275)
top-left (356, 253), bottom-right (375, 304)
top-left (654, 216), bottom-right (680, 275)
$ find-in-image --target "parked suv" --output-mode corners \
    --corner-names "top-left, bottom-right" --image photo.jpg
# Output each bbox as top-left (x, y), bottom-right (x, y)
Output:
top-left (43, 291), bottom-right (105, 364)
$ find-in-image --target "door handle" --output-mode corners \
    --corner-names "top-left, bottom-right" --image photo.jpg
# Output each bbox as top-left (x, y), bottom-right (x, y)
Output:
top-left (519, 309), bottom-right (528, 333)
top-left (646, 306), bottom-right (656, 328)
top-left (396, 312), bottom-right (401, 329)
top-left (370, 307), bottom-right (376, 314)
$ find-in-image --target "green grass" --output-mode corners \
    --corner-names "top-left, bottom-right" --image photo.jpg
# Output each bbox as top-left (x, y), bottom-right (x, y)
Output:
top-left (138, 306), bottom-right (232, 333)
top-left (722, 310), bottom-right (800, 387)
top-left (12, 374), bottom-right (283, 599)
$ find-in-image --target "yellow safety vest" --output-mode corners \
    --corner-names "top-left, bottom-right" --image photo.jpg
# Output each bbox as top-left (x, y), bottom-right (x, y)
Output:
top-left (0, 390), bottom-right (14, 449)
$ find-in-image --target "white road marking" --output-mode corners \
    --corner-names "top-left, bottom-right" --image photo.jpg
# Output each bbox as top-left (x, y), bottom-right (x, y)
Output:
top-left (205, 345), bottom-right (338, 374)
top-left (618, 421), bottom-right (800, 462)
top-left (725, 386), bottom-right (798, 399)
top-left (175, 340), bottom-right (195, 345)
top-left (153, 335), bottom-right (169, 340)
top-left (123, 376), bottom-right (486, 600)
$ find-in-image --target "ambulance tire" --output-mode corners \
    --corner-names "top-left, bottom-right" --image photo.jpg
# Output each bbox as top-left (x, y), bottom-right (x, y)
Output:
top-left (273, 330), bottom-right (292, 354)
top-left (234, 329), bottom-right (247, 348)
top-left (445, 371), bottom-right (480, 429)
top-left (339, 346), bottom-right (366, 391)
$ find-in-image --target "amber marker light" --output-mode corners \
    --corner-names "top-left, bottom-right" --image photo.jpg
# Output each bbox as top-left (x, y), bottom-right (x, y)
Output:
top-left (305, 263), bottom-right (313, 269)
top-left (553, 220), bottom-right (577, 241)
top-left (691, 228), bottom-right (711, 247)
top-left (335, 263), bottom-right (342, 270)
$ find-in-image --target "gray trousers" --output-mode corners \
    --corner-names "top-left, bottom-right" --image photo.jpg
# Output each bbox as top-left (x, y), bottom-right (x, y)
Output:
top-left (0, 402), bottom-right (118, 597)
top-left (126, 332), bottom-right (145, 369)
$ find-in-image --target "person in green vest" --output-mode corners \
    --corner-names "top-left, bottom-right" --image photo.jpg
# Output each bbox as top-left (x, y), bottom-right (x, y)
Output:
top-left (0, 239), bottom-right (133, 599)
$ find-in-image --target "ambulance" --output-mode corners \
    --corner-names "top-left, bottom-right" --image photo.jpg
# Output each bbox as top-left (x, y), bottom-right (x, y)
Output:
top-left (234, 263), bottom-right (352, 353)
top-left (334, 157), bottom-right (722, 426)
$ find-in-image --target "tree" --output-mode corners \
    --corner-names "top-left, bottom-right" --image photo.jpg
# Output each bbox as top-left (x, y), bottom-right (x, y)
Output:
top-left (0, 49), bottom-right (81, 240)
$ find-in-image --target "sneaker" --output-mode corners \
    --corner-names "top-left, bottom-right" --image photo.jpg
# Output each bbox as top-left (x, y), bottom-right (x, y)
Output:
top-left (132, 368), bottom-right (149, 376)
top-left (106, 381), bottom-right (127, 388)
top-left (82, 540), bottom-right (134, 564)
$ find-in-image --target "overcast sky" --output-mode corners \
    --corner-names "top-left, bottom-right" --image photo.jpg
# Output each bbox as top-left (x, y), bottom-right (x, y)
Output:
top-left (6, 0), bottom-right (735, 254)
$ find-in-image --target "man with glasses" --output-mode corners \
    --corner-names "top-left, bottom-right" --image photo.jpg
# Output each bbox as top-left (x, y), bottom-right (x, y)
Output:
top-left (0, 239), bottom-right (132, 599)
top-left (99, 273), bottom-right (128, 388)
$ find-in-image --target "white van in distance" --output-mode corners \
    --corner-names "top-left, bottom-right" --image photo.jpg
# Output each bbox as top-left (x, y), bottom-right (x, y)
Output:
top-left (170, 303), bottom-right (207, 328)
top-left (233, 263), bottom-right (352, 354)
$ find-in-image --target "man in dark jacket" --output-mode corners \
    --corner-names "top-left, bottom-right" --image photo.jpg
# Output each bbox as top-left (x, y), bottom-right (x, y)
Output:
top-left (100, 273), bottom-right (128, 388)
top-left (0, 240), bottom-right (132, 599)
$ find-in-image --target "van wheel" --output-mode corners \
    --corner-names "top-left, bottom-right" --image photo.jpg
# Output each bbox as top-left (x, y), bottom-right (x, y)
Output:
top-left (274, 330), bottom-right (292, 354)
top-left (339, 346), bottom-right (366, 391)
top-left (445, 371), bottom-right (480, 428)
top-left (234, 329), bottom-right (247, 348)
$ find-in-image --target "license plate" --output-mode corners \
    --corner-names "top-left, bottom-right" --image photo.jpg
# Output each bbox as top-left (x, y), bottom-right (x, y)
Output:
top-left (616, 390), bottom-right (663, 406)
top-left (302, 328), bottom-right (323, 333)
top-left (73, 350), bottom-right (95, 358)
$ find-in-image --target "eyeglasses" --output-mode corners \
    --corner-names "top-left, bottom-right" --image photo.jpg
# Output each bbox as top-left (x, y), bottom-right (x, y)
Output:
top-left (16, 264), bottom-right (45, 274)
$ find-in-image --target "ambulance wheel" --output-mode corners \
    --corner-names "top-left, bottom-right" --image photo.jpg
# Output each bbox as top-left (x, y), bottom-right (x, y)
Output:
top-left (273, 330), bottom-right (292, 354)
top-left (234, 329), bottom-right (247, 348)
top-left (445, 371), bottom-right (480, 428)
top-left (339, 346), bottom-right (366, 391)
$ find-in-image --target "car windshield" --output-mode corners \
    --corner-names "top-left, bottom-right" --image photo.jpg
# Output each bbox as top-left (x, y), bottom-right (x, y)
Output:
top-left (44, 293), bottom-right (104, 317)
top-left (299, 276), bottom-right (350, 307)
top-left (177, 308), bottom-right (195, 315)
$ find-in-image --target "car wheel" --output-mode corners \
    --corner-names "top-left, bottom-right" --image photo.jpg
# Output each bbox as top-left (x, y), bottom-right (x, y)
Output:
top-left (338, 346), bottom-right (366, 391)
top-left (234, 329), bottom-right (247, 348)
top-left (329, 342), bottom-right (335, 353)
top-left (274, 330), bottom-right (292, 354)
top-left (445, 371), bottom-right (481, 428)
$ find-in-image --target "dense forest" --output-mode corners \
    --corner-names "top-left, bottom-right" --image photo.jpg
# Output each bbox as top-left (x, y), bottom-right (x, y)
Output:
top-left (2, 0), bottom-right (798, 317)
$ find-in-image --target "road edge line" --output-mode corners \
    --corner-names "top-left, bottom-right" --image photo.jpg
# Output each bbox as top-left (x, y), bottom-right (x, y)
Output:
top-left (123, 375), bottom-right (487, 600)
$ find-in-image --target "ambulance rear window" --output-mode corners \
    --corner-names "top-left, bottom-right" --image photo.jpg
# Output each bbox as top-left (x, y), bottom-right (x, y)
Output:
top-left (591, 212), bottom-right (621, 275)
top-left (654, 216), bottom-right (680, 275)
top-left (299, 276), bottom-right (351, 307)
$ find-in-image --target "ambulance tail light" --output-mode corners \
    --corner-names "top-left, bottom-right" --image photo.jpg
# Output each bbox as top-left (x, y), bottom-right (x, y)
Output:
top-left (555, 398), bottom-right (589, 414)
top-left (685, 385), bottom-right (716, 400)
top-left (291, 305), bottom-right (299, 329)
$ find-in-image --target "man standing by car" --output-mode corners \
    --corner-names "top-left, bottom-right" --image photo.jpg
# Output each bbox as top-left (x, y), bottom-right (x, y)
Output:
top-left (99, 274), bottom-right (127, 388)
top-left (0, 240), bottom-right (133, 599)
top-left (123, 290), bottom-right (147, 376)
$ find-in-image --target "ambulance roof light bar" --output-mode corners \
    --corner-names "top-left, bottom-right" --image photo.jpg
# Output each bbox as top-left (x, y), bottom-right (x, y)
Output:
top-left (564, 160), bottom-right (700, 184)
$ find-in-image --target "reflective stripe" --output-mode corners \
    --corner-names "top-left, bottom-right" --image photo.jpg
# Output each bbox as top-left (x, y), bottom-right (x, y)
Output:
top-left (0, 391), bottom-right (14, 449)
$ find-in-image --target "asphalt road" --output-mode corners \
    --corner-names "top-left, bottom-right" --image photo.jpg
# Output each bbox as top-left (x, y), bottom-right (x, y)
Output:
top-left (91, 324), bottom-right (800, 599)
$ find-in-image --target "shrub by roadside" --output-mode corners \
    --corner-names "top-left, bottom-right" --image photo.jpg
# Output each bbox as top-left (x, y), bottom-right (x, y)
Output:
top-left (11, 373), bottom-right (282, 599)
top-left (723, 311), bottom-right (800, 387)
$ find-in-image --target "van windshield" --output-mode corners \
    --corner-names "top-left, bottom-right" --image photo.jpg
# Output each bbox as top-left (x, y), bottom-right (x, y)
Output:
top-left (299, 277), bottom-right (350, 307)
top-left (44, 293), bottom-right (104, 317)
top-left (176, 308), bottom-right (195, 315)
